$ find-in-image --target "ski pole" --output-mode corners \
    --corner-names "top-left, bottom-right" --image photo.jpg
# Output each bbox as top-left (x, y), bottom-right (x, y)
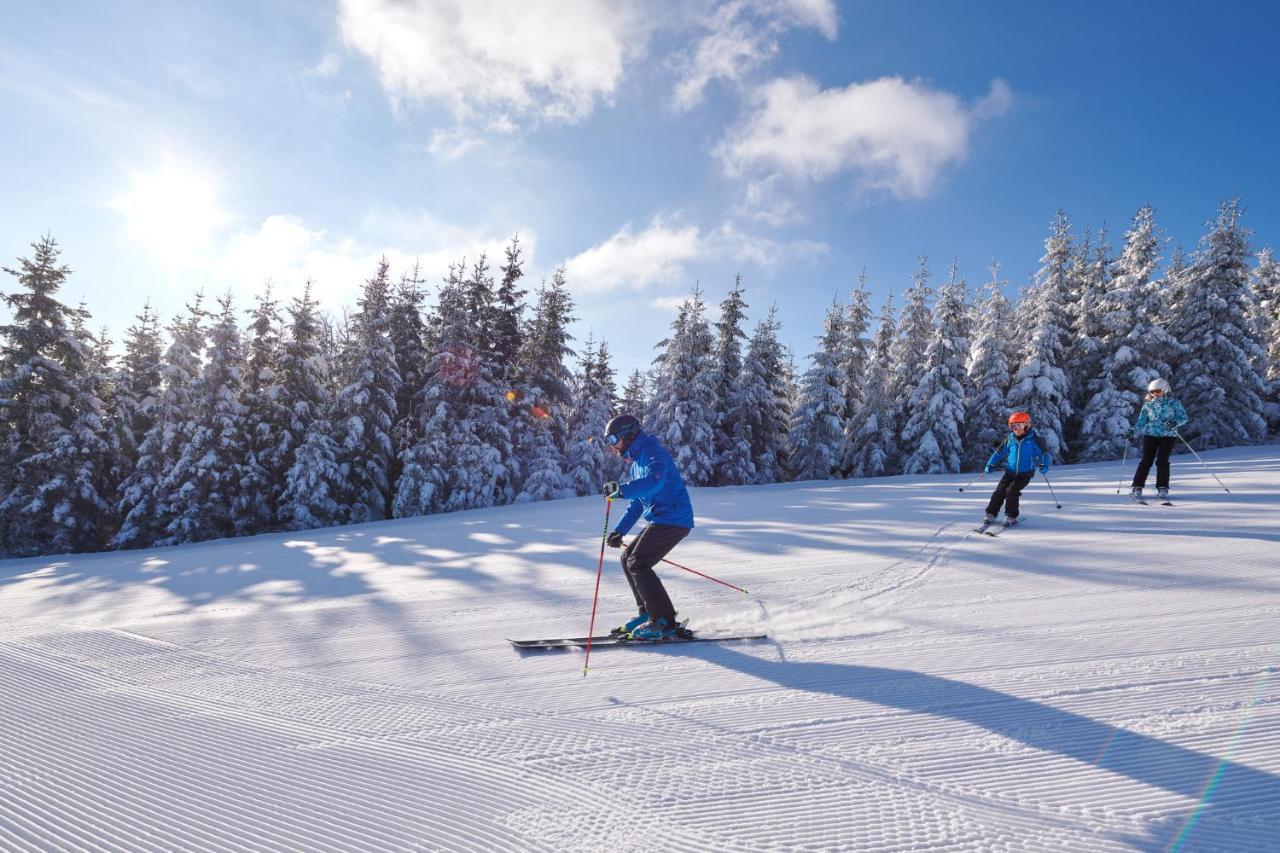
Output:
top-left (660, 556), bottom-right (750, 595)
top-left (958, 471), bottom-right (987, 492)
top-left (1173, 432), bottom-right (1232, 494)
top-left (1116, 440), bottom-right (1131, 494)
top-left (582, 496), bottom-right (613, 677)
top-left (1039, 471), bottom-right (1064, 509)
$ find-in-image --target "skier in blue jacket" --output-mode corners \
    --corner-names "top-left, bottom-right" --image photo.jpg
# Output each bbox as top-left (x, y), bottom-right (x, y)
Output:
top-left (981, 411), bottom-right (1050, 528)
top-left (601, 414), bottom-right (695, 640)
top-left (1128, 377), bottom-right (1189, 502)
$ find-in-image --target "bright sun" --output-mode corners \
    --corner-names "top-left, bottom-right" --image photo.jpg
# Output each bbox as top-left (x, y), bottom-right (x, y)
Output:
top-left (116, 160), bottom-right (228, 263)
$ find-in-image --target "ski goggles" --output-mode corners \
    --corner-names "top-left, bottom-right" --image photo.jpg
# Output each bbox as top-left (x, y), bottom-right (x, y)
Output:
top-left (605, 433), bottom-right (622, 446)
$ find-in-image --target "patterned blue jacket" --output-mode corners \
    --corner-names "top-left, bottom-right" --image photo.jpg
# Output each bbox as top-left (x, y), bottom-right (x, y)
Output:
top-left (1132, 395), bottom-right (1189, 438)
top-left (613, 431), bottom-right (695, 535)
top-left (986, 428), bottom-right (1051, 475)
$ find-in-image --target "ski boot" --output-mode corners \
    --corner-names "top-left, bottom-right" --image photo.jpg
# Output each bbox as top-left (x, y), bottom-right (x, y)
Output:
top-left (1157, 487), bottom-right (1171, 505)
top-left (1001, 516), bottom-right (1018, 529)
top-left (629, 616), bottom-right (679, 641)
top-left (611, 612), bottom-right (648, 637)
top-left (1129, 487), bottom-right (1146, 504)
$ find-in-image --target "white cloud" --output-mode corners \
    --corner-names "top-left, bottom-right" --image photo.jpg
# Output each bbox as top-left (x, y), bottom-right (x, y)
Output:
top-left (564, 217), bottom-right (704, 293)
top-left (218, 213), bottom-right (534, 312)
top-left (718, 76), bottom-right (1013, 199)
top-left (562, 213), bottom-right (828, 294)
top-left (673, 0), bottom-right (838, 111)
top-left (337, 0), bottom-right (644, 127)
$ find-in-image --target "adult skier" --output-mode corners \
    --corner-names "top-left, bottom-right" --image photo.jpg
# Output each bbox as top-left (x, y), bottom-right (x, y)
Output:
top-left (980, 411), bottom-right (1051, 529)
top-left (1128, 377), bottom-right (1189, 503)
top-left (601, 414), bottom-right (695, 640)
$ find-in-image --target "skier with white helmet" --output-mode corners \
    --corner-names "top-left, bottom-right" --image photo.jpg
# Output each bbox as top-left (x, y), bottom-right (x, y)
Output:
top-left (1128, 377), bottom-right (1189, 502)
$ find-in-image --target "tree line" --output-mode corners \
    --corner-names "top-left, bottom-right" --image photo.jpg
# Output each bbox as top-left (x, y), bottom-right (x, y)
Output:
top-left (2, 200), bottom-right (1276, 557)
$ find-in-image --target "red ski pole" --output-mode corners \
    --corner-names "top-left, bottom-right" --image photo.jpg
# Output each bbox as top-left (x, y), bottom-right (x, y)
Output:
top-left (660, 556), bottom-right (750, 595)
top-left (582, 496), bottom-right (613, 677)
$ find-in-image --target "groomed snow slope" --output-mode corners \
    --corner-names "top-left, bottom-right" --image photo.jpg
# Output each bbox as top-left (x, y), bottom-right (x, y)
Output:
top-left (2, 446), bottom-right (1278, 852)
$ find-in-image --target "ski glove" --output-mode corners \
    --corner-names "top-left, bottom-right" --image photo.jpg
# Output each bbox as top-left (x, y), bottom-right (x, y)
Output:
top-left (983, 465), bottom-right (993, 474)
top-left (1164, 419), bottom-right (1179, 430)
top-left (603, 480), bottom-right (620, 499)
top-left (1038, 460), bottom-right (1050, 475)
top-left (606, 531), bottom-right (624, 548)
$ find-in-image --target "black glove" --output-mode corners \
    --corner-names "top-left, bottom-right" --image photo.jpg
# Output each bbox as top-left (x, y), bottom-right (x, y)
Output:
top-left (603, 480), bottom-right (619, 498)
top-left (1164, 419), bottom-right (1178, 430)
top-left (606, 531), bottom-right (624, 548)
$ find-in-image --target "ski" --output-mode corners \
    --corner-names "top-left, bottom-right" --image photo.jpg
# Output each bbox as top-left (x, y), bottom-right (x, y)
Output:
top-left (1160, 500), bottom-right (1173, 506)
top-left (972, 522), bottom-right (994, 535)
top-left (983, 521), bottom-right (1019, 537)
top-left (509, 634), bottom-right (767, 650)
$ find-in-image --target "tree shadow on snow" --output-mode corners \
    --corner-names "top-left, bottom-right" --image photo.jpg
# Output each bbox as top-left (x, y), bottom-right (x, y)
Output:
top-left (689, 643), bottom-right (1280, 851)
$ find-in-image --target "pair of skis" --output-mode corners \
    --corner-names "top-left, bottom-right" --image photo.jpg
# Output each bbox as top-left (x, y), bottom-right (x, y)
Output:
top-left (509, 633), bottom-right (766, 650)
top-left (972, 520), bottom-right (1018, 537)
top-left (1132, 494), bottom-right (1174, 506)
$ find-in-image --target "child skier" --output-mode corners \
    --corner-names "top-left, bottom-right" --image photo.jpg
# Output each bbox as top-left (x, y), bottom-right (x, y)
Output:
top-left (600, 414), bottom-right (696, 640)
top-left (1128, 377), bottom-right (1189, 503)
top-left (981, 411), bottom-right (1050, 529)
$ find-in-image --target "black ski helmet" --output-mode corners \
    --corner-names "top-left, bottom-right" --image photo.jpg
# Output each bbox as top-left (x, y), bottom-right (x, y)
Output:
top-left (604, 413), bottom-right (642, 450)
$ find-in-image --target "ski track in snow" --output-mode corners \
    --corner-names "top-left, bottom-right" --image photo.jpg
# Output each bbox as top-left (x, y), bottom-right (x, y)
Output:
top-left (1, 445), bottom-right (1278, 851)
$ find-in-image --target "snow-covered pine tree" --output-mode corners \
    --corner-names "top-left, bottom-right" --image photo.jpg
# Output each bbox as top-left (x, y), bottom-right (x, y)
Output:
top-left (1248, 248), bottom-right (1280, 432)
top-left (278, 281), bottom-right (346, 530)
top-left (837, 270), bottom-right (873, 474)
top-left (889, 255), bottom-right (935, 469)
top-left (109, 302), bottom-right (164, 494)
top-left (902, 261), bottom-right (968, 474)
top-left (334, 258), bottom-right (400, 522)
top-left (711, 275), bottom-right (750, 485)
top-left (963, 264), bottom-right (1015, 470)
top-left (389, 263), bottom-right (429, 460)
top-left (114, 297), bottom-right (206, 548)
top-left (788, 300), bottom-right (847, 481)
top-left (620, 370), bottom-right (649, 416)
top-left (564, 335), bottom-right (618, 496)
top-left (154, 293), bottom-right (252, 545)
top-left (648, 286), bottom-right (718, 486)
top-left (239, 284), bottom-right (288, 533)
top-left (494, 235), bottom-right (527, 380)
top-left (730, 306), bottom-right (788, 484)
top-left (511, 266), bottom-right (576, 503)
top-left (1064, 226), bottom-right (1110, 451)
top-left (1171, 200), bottom-right (1268, 449)
top-left (845, 294), bottom-right (898, 479)
top-left (1078, 205), bottom-right (1158, 462)
top-left (0, 235), bottom-right (112, 556)
top-left (1007, 210), bottom-right (1074, 461)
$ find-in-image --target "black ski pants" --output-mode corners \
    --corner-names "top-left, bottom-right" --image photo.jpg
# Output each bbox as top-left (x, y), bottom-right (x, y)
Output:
top-left (985, 471), bottom-right (1033, 519)
top-left (620, 523), bottom-right (690, 624)
top-left (1132, 435), bottom-right (1176, 490)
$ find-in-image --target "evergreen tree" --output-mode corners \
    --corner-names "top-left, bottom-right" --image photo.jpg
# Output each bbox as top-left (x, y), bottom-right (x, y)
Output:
top-left (565, 335), bottom-right (617, 496)
top-left (0, 236), bottom-right (112, 555)
top-left (711, 275), bottom-right (750, 485)
top-left (110, 302), bottom-right (164, 492)
top-left (837, 271), bottom-right (873, 474)
top-left (389, 263), bottom-right (429, 459)
top-left (734, 305), bottom-right (789, 484)
top-left (788, 300), bottom-right (846, 481)
top-left (115, 297), bottom-right (206, 548)
top-left (155, 294), bottom-right (252, 545)
top-left (619, 369), bottom-right (649, 417)
top-left (278, 281), bottom-right (346, 530)
top-left (240, 284), bottom-right (287, 532)
top-left (649, 287), bottom-right (718, 486)
top-left (845, 294), bottom-right (898, 479)
top-left (493, 235), bottom-right (528, 379)
top-left (963, 264), bottom-right (1015, 470)
top-left (1007, 211), bottom-right (1074, 460)
top-left (1078, 206), bottom-right (1158, 462)
top-left (1248, 248), bottom-right (1280, 432)
top-left (888, 255), bottom-right (935, 471)
top-left (334, 258), bottom-right (400, 522)
top-left (902, 261), bottom-right (968, 474)
top-left (512, 267), bottom-right (576, 502)
top-left (1064, 226), bottom-right (1110, 450)
top-left (1171, 200), bottom-right (1268, 448)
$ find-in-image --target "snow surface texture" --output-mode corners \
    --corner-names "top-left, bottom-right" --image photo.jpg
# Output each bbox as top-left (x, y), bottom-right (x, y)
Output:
top-left (2, 446), bottom-right (1277, 851)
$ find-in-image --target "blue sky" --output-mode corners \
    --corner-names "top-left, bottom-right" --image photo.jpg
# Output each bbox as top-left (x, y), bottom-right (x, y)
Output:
top-left (3, 0), bottom-right (1278, 377)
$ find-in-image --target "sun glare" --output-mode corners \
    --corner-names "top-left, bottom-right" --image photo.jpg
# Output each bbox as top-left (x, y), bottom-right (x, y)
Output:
top-left (116, 161), bottom-right (228, 262)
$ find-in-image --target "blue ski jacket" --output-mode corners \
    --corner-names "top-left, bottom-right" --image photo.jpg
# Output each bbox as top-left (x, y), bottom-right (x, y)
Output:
top-left (986, 428), bottom-right (1051, 475)
top-left (613, 431), bottom-right (695, 536)
top-left (1132, 395), bottom-right (1189, 438)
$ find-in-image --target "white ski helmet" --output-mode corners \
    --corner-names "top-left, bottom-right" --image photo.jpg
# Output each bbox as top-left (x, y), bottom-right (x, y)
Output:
top-left (1147, 377), bottom-right (1171, 393)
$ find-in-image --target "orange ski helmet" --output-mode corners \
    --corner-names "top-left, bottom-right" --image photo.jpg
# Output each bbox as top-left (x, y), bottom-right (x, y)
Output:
top-left (1007, 411), bottom-right (1032, 427)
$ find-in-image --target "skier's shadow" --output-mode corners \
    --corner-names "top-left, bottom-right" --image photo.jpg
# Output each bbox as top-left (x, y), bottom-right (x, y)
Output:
top-left (690, 644), bottom-right (1279, 849)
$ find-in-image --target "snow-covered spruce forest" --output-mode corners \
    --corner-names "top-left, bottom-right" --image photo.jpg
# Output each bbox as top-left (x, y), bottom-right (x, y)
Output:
top-left (2, 200), bottom-right (1277, 559)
